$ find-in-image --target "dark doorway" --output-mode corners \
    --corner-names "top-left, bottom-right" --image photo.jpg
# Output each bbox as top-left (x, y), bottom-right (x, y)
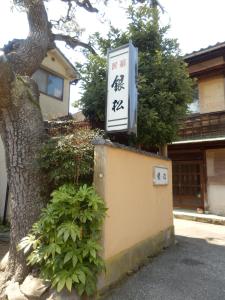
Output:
top-left (172, 160), bottom-right (204, 210)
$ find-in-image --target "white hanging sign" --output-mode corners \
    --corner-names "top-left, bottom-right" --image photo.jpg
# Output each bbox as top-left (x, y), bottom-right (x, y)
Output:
top-left (106, 42), bottom-right (138, 134)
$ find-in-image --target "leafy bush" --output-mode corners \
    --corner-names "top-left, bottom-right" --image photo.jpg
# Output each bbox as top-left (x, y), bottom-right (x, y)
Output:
top-left (19, 184), bottom-right (106, 296)
top-left (78, 4), bottom-right (193, 148)
top-left (39, 128), bottom-right (103, 190)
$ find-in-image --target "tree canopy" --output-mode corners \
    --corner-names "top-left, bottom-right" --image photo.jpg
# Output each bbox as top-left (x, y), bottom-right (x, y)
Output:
top-left (78, 3), bottom-right (193, 147)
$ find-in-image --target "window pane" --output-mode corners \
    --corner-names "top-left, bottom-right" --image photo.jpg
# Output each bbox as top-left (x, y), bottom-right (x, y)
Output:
top-left (47, 74), bottom-right (63, 99)
top-left (32, 69), bottom-right (47, 93)
top-left (189, 99), bottom-right (200, 113)
top-left (188, 84), bottom-right (200, 113)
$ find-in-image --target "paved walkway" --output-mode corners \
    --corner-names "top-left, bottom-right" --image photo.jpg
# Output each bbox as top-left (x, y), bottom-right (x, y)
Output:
top-left (174, 209), bottom-right (225, 226)
top-left (104, 219), bottom-right (225, 300)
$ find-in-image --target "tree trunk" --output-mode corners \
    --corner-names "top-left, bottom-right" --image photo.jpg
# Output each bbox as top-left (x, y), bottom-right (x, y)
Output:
top-left (0, 0), bottom-right (98, 294)
top-left (159, 144), bottom-right (168, 157)
top-left (0, 77), bottom-right (47, 283)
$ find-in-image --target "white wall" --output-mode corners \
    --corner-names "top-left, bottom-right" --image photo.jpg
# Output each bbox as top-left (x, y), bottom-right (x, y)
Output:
top-left (39, 50), bottom-right (74, 120)
top-left (206, 148), bottom-right (225, 216)
top-left (207, 185), bottom-right (225, 215)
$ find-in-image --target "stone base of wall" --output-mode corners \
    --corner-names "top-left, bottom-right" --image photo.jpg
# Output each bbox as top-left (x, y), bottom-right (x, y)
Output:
top-left (98, 226), bottom-right (174, 293)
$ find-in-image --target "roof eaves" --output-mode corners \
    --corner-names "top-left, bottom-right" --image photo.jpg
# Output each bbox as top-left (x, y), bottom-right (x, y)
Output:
top-left (53, 47), bottom-right (80, 80)
top-left (172, 136), bottom-right (225, 144)
top-left (184, 41), bottom-right (225, 60)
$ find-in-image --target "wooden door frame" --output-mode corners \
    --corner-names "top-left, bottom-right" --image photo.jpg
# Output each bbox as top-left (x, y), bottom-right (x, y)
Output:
top-left (202, 149), bottom-right (208, 211)
top-left (172, 159), bottom-right (205, 210)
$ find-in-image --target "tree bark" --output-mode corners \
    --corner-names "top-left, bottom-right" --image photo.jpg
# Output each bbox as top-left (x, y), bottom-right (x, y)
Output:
top-left (0, 1), bottom-right (50, 286)
top-left (0, 0), bottom-right (99, 292)
top-left (0, 77), bottom-right (46, 283)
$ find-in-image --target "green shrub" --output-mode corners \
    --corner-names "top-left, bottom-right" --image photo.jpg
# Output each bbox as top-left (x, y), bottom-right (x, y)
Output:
top-left (39, 128), bottom-right (103, 191)
top-left (18, 184), bottom-right (107, 296)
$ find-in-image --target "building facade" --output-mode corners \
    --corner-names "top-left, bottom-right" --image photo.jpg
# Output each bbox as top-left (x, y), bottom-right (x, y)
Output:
top-left (0, 48), bottom-right (79, 222)
top-left (168, 42), bottom-right (225, 215)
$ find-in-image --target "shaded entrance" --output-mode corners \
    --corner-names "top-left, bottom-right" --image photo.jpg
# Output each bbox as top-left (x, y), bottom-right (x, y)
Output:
top-left (169, 140), bottom-right (225, 212)
top-left (172, 160), bottom-right (204, 209)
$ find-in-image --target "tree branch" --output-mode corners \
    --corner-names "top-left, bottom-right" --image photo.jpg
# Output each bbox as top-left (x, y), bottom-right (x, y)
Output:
top-left (53, 34), bottom-right (96, 54)
top-left (0, 56), bottom-right (15, 108)
top-left (51, 1), bottom-right (73, 26)
top-left (7, 0), bottom-right (101, 76)
top-left (61, 0), bottom-right (98, 13)
top-left (7, 0), bottom-right (50, 76)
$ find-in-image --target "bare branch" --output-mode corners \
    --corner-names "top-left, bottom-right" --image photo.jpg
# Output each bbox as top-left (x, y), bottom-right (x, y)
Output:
top-left (61, 0), bottom-right (98, 13)
top-left (75, 0), bottom-right (98, 12)
top-left (51, 0), bottom-right (73, 26)
top-left (53, 34), bottom-right (96, 54)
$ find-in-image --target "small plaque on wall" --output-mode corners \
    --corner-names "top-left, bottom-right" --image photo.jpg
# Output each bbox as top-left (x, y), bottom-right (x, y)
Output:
top-left (153, 166), bottom-right (168, 185)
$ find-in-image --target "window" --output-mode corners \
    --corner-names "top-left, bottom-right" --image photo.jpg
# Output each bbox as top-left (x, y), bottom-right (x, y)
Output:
top-left (188, 84), bottom-right (200, 114)
top-left (32, 69), bottom-right (64, 100)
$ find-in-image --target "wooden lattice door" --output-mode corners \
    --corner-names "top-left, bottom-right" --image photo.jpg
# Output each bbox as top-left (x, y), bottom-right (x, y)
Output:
top-left (172, 161), bottom-right (204, 210)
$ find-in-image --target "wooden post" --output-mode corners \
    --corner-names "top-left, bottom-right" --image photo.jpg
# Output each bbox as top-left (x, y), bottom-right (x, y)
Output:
top-left (159, 144), bottom-right (168, 157)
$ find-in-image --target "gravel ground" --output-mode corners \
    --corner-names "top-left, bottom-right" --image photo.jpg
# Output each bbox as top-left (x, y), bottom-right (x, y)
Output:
top-left (104, 219), bottom-right (225, 300)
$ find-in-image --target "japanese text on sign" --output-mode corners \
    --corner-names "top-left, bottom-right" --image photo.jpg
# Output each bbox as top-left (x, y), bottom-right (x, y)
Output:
top-left (107, 48), bottom-right (129, 132)
top-left (106, 42), bottom-right (138, 134)
top-left (153, 166), bottom-right (168, 185)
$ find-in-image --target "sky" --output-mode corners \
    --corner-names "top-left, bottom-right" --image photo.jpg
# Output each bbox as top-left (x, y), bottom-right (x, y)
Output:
top-left (1, 0), bottom-right (225, 112)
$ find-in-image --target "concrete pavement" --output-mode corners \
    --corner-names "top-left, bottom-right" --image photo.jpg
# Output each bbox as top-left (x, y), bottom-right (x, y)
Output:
top-left (104, 219), bottom-right (225, 300)
top-left (174, 209), bottom-right (225, 226)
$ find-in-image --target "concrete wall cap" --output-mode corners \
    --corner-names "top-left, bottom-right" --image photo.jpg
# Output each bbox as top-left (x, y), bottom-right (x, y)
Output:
top-left (92, 138), bottom-right (171, 161)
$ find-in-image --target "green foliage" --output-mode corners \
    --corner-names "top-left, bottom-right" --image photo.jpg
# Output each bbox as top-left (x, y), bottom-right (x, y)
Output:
top-left (128, 5), bottom-right (193, 146)
top-left (76, 27), bottom-right (128, 123)
top-left (19, 127), bottom-right (106, 296)
top-left (39, 128), bottom-right (103, 190)
top-left (0, 224), bottom-right (10, 232)
top-left (76, 56), bottom-right (107, 123)
top-left (18, 184), bottom-right (106, 296)
top-left (78, 4), bottom-right (193, 147)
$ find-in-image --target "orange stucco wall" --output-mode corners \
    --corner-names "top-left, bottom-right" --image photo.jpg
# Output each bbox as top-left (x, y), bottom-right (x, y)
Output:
top-left (94, 144), bottom-right (173, 260)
